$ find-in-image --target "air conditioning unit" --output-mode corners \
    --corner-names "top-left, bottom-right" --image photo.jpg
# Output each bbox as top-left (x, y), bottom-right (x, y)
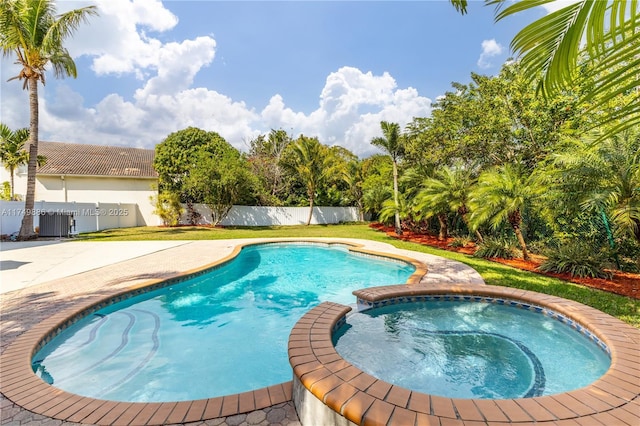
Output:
top-left (39, 212), bottom-right (75, 237)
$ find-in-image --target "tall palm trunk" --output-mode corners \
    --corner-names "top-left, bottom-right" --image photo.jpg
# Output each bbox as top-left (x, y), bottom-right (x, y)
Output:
top-left (9, 166), bottom-right (16, 200)
top-left (306, 191), bottom-right (315, 226)
top-left (392, 160), bottom-right (402, 235)
top-left (18, 77), bottom-right (39, 239)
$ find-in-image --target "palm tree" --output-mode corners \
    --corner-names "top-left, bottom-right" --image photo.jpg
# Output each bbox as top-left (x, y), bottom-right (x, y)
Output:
top-left (371, 121), bottom-right (405, 235)
top-left (469, 164), bottom-right (539, 260)
top-left (414, 164), bottom-right (483, 242)
top-left (343, 159), bottom-right (365, 221)
top-left (450, 0), bottom-right (639, 138)
top-left (286, 136), bottom-right (335, 225)
top-left (0, 124), bottom-right (29, 200)
top-left (0, 0), bottom-right (97, 239)
top-left (550, 130), bottom-right (640, 243)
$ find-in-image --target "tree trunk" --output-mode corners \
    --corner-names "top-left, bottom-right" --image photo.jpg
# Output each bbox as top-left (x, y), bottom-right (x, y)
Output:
top-left (513, 225), bottom-right (530, 261)
top-left (306, 193), bottom-right (314, 226)
top-left (9, 167), bottom-right (15, 200)
top-left (459, 206), bottom-right (482, 243)
top-left (392, 160), bottom-right (402, 235)
top-left (437, 214), bottom-right (448, 240)
top-left (18, 77), bottom-right (39, 240)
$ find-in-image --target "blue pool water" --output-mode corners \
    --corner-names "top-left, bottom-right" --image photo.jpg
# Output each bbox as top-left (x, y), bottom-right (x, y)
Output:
top-left (333, 300), bottom-right (611, 399)
top-left (32, 243), bottom-right (415, 402)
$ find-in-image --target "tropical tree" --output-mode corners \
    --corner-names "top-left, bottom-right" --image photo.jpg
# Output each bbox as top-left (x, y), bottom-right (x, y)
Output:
top-left (361, 155), bottom-right (393, 221)
top-left (284, 136), bottom-right (336, 225)
top-left (343, 158), bottom-right (365, 220)
top-left (0, 0), bottom-right (98, 239)
top-left (0, 123), bottom-right (47, 200)
top-left (247, 129), bottom-right (292, 205)
top-left (469, 164), bottom-right (540, 260)
top-left (451, 0), bottom-right (639, 138)
top-left (405, 62), bottom-right (582, 173)
top-left (548, 130), bottom-right (640, 243)
top-left (0, 124), bottom-right (29, 200)
top-left (415, 164), bottom-right (483, 242)
top-left (371, 121), bottom-right (405, 235)
top-left (185, 149), bottom-right (257, 226)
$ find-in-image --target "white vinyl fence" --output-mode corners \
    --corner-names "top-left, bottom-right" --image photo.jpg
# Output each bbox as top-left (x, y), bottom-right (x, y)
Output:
top-left (181, 205), bottom-right (361, 227)
top-left (1, 200), bottom-right (362, 237)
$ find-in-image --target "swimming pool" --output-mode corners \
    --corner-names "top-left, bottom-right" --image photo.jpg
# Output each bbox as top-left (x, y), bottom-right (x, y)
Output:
top-left (31, 242), bottom-right (416, 402)
top-left (333, 298), bottom-right (611, 399)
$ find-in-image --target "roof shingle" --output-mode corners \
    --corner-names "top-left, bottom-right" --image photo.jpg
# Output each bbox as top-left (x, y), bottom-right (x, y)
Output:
top-left (36, 141), bottom-right (157, 178)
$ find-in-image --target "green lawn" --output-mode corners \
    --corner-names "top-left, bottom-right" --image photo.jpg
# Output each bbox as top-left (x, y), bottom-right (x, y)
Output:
top-left (79, 223), bottom-right (640, 327)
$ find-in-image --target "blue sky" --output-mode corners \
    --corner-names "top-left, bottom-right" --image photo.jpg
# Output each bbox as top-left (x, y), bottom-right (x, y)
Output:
top-left (0, 0), bottom-right (560, 157)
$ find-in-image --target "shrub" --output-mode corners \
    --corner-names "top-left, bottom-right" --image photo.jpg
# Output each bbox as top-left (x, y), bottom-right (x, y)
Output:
top-left (151, 192), bottom-right (183, 227)
top-left (474, 237), bottom-right (518, 259)
top-left (449, 236), bottom-right (473, 248)
top-left (538, 243), bottom-right (614, 279)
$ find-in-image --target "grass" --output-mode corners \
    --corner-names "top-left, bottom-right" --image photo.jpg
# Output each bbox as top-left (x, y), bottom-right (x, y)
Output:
top-left (79, 223), bottom-right (640, 327)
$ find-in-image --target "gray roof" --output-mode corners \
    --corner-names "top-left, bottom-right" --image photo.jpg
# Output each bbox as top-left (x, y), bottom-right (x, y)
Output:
top-left (36, 141), bottom-right (157, 178)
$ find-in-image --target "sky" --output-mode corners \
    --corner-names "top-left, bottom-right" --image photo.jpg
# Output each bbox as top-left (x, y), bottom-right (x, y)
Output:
top-left (0, 0), bottom-right (565, 158)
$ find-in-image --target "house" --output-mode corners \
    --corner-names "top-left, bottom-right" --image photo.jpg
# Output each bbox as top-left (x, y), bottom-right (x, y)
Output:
top-left (1, 141), bottom-right (158, 226)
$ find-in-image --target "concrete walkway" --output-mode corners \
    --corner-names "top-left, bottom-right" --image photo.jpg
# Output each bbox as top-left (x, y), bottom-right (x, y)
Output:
top-left (0, 238), bottom-right (484, 426)
top-left (0, 240), bottom-right (190, 294)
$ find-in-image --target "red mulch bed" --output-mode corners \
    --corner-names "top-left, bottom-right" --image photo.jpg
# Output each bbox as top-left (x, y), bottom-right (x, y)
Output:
top-left (370, 223), bottom-right (640, 300)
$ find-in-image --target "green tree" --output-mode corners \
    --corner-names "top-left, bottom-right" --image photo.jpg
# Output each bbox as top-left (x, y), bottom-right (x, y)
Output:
top-left (283, 136), bottom-right (336, 225)
top-left (153, 127), bottom-right (232, 200)
top-left (469, 164), bottom-right (540, 260)
top-left (185, 149), bottom-right (257, 226)
top-left (548, 130), bottom-right (640, 243)
top-left (0, 123), bottom-right (47, 200)
top-left (247, 129), bottom-right (292, 205)
top-left (451, 0), bottom-right (639, 138)
top-left (371, 121), bottom-right (405, 235)
top-left (414, 164), bottom-right (483, 242)
top-left (343, 158), bottom-right (365, 221)
top-left (0, 181), bottom-right (11, 201)
top-left (361, 155), bottom-right (393, 221)
top-left (0, 0), bottom-right (98, 239)
top-left (0, 124), bottom-right (29, 200)
top-left (405, 63), bottom-right (581, 172)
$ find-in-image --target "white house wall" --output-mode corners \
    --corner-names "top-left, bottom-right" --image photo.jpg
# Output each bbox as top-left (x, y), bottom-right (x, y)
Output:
top-left (4, 173), bottom-right (158, 226)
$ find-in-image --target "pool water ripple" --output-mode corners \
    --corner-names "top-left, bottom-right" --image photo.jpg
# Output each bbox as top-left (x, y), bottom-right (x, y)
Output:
top-left (31, 242), bottom-right (416, 402)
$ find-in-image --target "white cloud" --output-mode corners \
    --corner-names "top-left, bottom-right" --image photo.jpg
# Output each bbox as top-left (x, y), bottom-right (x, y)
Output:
top-left (541, 0), bottom-right (581, 14)
top-left (64, 0), bottom-right (191, 79)
top-left (256, 67), bottom-right (432, 157)
top-left (0, 2), bottom-right (432, 158)
top-left (477, 39), bottom-right (504, 69)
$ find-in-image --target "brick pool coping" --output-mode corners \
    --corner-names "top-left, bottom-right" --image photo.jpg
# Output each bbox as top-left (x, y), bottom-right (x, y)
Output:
top-left (0, 239), bottom-right (427, 425)
top-left (289, 284), bottom-right (640, 426)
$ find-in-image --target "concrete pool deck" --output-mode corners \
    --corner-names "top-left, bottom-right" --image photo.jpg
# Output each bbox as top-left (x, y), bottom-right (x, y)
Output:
top-left (1, 239), bottom-right (637, 425)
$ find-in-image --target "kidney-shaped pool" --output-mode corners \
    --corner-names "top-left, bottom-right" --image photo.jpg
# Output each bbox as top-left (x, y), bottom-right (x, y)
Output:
top-left (31, 242), bottom-right (417, 402)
